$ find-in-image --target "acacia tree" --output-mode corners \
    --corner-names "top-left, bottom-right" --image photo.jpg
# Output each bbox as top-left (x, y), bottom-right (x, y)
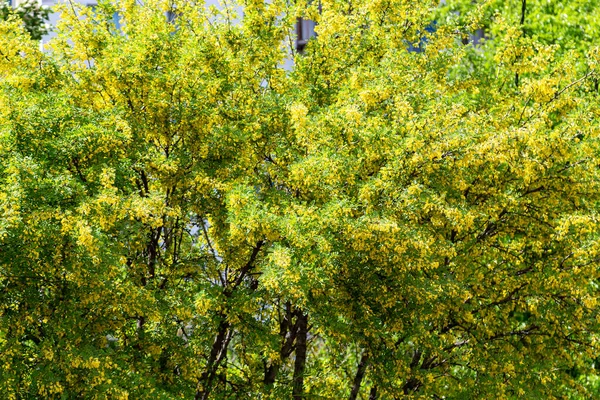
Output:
top-left (1, 0), bottom-right (599, 398)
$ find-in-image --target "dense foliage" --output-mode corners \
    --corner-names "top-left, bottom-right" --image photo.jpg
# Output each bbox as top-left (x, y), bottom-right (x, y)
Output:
top-left (1, 0), bottom-right (600, 398)
top-left (0, 0), bottom-right (51, 40)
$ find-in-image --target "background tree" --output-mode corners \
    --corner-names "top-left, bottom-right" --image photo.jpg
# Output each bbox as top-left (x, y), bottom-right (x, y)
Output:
top-left (1, 0), bottom-right (600, 399)
top-left (0, 0), bottom-right (51, 41)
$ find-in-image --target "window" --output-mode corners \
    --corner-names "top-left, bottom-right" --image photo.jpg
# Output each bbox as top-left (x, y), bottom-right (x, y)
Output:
top-left (296, 17), bottom-right (316, 52)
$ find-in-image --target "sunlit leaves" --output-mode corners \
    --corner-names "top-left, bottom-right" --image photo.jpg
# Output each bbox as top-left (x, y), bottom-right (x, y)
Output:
top-left (1, 0), bottom-right (600, 398)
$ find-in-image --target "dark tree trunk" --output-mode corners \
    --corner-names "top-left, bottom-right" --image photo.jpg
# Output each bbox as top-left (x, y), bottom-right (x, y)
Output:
top-left (349, 351), bottom-right (369, 400)
top-left (195, 241), bottom-right (264, 399)
top-left (369, 386), bottom-right (378, 400)
top-left (292, 311), bottom-right (308, 400)
top-left (264, 302), bottom-right (302, 390)
top-left (264, 362), bottom-right (279, 388)
top-left (195, 319), bottom-right (233, 400)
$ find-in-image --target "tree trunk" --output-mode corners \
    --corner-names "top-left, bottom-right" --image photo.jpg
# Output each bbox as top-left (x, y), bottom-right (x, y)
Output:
top-left (349, 351), bottom-right (369, 400)
top-left (195, 319), bottom-right (233, 400)
top-left (368, 386), bottom-right (378, 400)
top-left (292, 311), bottom-right (308, 400)
top-left (264, 302), bottom-right (301, 390)
top-left (196, 241), bottom-right (264, 399)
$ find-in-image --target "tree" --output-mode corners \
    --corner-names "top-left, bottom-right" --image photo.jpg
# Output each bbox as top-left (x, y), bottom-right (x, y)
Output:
top-left (0, 0), bottom-right (51, 41)
top-left (0, 0), bottom-right (599, 398)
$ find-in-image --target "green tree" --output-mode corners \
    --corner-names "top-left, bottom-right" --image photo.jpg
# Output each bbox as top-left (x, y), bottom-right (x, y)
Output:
top-left (1, 0), bottom-right (600, 398)
top-left (0, 0), bottom-right (51, 41)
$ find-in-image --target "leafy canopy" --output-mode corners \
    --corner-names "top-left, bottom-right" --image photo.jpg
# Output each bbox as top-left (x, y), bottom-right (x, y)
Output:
top-left (1, 0), bottom-right (600, 398)
top-left (0, 0), bottom-right (51, 40)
